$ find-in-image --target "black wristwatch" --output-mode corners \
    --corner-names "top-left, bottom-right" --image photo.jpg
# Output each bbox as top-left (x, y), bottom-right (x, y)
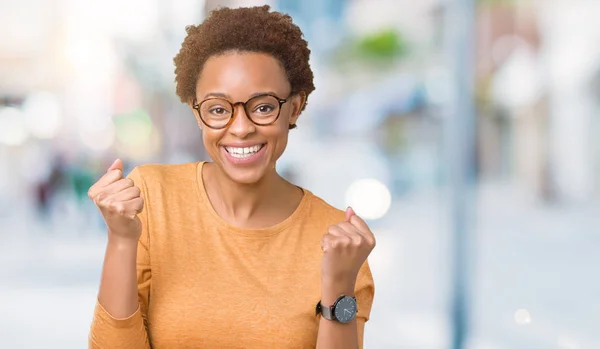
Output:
top-left (315, 295), bottom-right (358, 324)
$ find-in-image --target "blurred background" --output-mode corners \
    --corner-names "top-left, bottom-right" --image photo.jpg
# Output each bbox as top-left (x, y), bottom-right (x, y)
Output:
top-left (1, 0), bottom-right (599, 348)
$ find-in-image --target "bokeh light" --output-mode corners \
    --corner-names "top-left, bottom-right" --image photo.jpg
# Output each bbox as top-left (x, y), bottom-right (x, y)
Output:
top-left (345, 178), bottom-right (392, 220)
top-left (22, 92), bottom-right (63, 139)
top-left (114, 109), bottom-right (153, 147)
top-left (0, 107), bottom-right (29, 146)
top-left (79, 120), bottom-right (116, 152)
top-left (513, 309), bottom-right (532, 325)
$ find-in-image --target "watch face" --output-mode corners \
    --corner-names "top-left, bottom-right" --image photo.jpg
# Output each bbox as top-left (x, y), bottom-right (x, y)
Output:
top-left (334, 296), bottom-right (357, 324)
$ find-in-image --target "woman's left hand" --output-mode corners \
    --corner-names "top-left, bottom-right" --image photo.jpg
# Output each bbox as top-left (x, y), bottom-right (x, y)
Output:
top-left (321, 207), bottom-right (376, 288)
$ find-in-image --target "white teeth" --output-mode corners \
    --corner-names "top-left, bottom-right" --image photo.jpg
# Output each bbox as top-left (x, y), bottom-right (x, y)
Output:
top-left (225, 144), bottom-right (263, 158)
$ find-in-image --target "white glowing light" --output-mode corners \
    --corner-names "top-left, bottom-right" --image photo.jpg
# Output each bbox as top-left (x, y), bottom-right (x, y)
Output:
top-left (345, 178), bottom-right (392, 220)
top-left (0, 107), bottom-right (29, 146)
top-left (22, 92), bottom-right (62, 139)
top-left (79, 121), bottom-right (116, 152)
top-left (514, 309), bottom-right (532, 325)
top-left (491, 45), bottom-right (543, 109)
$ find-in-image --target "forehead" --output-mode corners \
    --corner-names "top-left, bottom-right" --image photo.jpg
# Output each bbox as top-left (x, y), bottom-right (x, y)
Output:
top-left (196, 51), bottom-right (290, 99)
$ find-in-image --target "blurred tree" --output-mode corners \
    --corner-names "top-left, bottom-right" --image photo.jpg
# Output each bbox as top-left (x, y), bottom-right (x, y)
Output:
top-left (333, 29), bottom-right (408, 65)
top-left (355, 29), bottom-right (406, 60)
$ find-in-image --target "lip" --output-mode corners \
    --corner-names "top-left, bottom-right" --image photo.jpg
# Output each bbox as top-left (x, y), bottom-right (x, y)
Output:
top-left (221, 143), bottom-right (267, 166)
top-left (220, 142), bottom-right (266, 148)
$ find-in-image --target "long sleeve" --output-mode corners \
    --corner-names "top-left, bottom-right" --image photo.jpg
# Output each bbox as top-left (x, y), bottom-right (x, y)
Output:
top-left (355, 260), bottom-right (375, 349)
top-left (88, 167), bottom-right (152, 349)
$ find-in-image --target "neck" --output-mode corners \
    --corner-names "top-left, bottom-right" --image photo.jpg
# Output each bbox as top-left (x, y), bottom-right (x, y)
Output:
top-left (203, 162), bottom-right (292, 222)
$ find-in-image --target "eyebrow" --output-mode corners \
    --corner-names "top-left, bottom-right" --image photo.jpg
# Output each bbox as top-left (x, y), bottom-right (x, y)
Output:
top-left (202, 91), bottom-right (281, 100)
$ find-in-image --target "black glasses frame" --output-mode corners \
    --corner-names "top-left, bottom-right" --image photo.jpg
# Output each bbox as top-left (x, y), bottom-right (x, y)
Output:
top-left (192, 93), bottom-right (292, 130)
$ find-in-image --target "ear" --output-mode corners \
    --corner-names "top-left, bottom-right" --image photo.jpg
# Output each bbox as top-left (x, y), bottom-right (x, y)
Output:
top-left (288, 92), bottom-right (306, 127)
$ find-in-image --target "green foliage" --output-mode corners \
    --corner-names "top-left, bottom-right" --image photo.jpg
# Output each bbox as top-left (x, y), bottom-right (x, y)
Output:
top-left (329, 28), bottom-right (408, 72)
top-left (355, 29), bottom-right (407, 60)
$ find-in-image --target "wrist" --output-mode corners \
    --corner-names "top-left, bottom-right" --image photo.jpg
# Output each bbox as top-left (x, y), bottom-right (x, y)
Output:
top-left (107, 233), bottom-right (139, 250)
top-left (321, 278), bottom-right (356, 305)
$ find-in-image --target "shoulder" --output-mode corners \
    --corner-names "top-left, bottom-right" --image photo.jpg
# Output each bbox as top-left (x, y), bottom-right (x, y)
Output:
top-left (128, 161), bottom-right (198, 181)
top-left (305, 190), bottom-right (346, 226)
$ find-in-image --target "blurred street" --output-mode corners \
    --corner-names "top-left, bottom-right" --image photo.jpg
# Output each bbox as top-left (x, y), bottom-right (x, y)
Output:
top-left (2, 182), bottom-right (598, 349)
top-left (2, 0), bottom-right (600, 348)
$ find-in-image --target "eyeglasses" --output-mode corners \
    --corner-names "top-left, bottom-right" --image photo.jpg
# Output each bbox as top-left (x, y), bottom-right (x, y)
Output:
top-left (192, 93), bottom-right (291, 129)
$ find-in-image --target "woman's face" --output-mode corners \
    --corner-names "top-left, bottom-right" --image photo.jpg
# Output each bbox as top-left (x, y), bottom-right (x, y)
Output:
top-left (192, 51), bottom-right (304, 184)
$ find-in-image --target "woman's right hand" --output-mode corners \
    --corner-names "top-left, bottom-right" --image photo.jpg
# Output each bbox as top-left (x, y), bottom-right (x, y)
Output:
top-left (88, 159), bottom-right (144, 242)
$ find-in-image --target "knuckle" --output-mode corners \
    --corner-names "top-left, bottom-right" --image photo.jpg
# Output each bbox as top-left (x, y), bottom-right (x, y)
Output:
top-left (124, 178), bottom-right (134, 187)
top-left (114, 202), bottom-right (125, 215)
top-left (366, 233), bottom-right (376, 246)
top-left (133, 186), bottom-right (141, 197)
top-left (95, 192), bottom-right (107, 204)
top-left (330, 240), bottom-right (338, 249)
top-left (107, 200), bottom-right (118, 213)
top-left (136, 198), bottom-right (144, 212)
top-left (340, 236), bottom-right (352, 247)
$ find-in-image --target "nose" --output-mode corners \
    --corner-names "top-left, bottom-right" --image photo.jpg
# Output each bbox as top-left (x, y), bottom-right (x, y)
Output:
top-left (227, 104), bottom-right (256, 139)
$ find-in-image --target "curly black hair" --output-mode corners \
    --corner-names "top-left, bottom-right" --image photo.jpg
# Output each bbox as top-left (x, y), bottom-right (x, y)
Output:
top-left (173, 5), bottom-right (314, 113)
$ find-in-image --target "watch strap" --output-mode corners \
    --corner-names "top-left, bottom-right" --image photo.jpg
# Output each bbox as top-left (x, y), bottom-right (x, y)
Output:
top-left (316, 301), bottom-right (334, 320)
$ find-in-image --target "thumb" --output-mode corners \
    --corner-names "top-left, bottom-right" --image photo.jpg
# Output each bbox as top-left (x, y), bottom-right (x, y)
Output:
top-left (107, 158), bottom-right (123, 173)
top-left (345, 206), bottom-right (356, 222)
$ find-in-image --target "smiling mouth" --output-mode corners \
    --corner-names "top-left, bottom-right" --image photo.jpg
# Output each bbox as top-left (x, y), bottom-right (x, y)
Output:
top-left (223, 144), bottom-right (265, 159)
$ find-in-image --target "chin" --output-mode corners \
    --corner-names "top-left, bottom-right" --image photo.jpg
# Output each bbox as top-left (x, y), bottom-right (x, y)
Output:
top-left (224, 168), bottom-right (266, 185)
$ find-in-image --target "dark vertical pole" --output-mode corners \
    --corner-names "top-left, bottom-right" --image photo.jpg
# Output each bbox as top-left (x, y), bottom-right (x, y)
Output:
top-left (445, 0), bottom-right (476, 348)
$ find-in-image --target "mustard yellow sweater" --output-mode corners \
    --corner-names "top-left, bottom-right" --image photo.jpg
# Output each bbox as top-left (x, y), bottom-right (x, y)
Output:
top-left (89, 162), bottom-right (374, 348)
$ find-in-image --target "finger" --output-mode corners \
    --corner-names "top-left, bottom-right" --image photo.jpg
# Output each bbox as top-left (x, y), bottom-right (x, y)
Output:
top-left (124, 197), bottom-right (144, 216)
top-left (349, 214), bottom-right (370, 235)
top-left (102, 178), bottom-right (135, 196)
top-left (321, 233), bottom-right (334, 252)
top-left (345, 206), bottom-right (355, 222)
top-left (337, 221), bottom-right (364, 242)
top-left (104, 197), bottom-right (144, 217)
top-left (349, 215), bottom-right (376, 245)
top-left (91, 178), bottom-right (133, 201)
top-left (90, 169), bottom-right (124, 195)
top-left (327, 225), bottom-right (349, 237)
top-left (321, 233), bottom-right (353, 252)
top-left (108, 186), bottom-right (141, 202)
top-left (337, 221), bottom-right (363, 238)
top-left (107, 158), bottom-right (123, 173)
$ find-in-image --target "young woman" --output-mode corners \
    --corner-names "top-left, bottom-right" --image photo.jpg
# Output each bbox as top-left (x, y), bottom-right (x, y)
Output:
top-left (88, 5), bottom-right (375, 348)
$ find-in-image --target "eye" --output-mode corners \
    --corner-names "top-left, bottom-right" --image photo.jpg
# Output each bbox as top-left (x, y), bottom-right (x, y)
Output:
top-left (254, 104), bottom-right (275, 114)
top-left (209, 107), bottom-right (228, 115)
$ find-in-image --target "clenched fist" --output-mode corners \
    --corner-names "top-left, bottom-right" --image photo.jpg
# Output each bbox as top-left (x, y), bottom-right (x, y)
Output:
top-left (88, 159), bottom-right (144, 242)
top-left (321, 207), bottom-right (376, 285)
